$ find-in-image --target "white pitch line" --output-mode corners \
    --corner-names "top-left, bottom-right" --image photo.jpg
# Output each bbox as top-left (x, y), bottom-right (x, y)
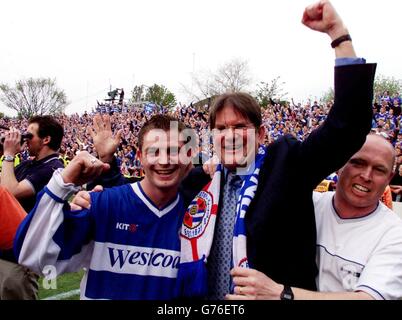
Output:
top-left (43, 289), bottom-right (80, 300)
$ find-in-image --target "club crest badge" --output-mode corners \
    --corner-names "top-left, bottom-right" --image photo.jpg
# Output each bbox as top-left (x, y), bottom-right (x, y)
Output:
top-left (182, 190), bottom-right (214, 239)
top-left (238, 257), bottom-right (249, 268)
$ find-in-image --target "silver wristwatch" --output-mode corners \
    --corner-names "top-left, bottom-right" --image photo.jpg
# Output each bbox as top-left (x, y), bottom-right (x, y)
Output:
top-left (3, 155), bottom-right (15, 162)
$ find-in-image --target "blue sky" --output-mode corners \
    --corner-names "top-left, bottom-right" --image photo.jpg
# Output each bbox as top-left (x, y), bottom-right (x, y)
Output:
top-left (1, 0), bottom-right (401, 116)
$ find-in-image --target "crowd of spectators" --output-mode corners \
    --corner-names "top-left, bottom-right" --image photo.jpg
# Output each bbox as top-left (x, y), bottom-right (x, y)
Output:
top-left (1, 90), bottom-right (402, 182)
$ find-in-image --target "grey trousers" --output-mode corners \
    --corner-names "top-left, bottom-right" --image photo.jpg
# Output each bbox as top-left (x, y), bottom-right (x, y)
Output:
top-left (0, 259), bottom-right (39, 300)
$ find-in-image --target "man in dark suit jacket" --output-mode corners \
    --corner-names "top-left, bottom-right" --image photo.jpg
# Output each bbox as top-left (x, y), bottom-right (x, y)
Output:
top-left (70, 0), bottom-right (376, 300)
top-left (181, 0), bottom-right (376, 299)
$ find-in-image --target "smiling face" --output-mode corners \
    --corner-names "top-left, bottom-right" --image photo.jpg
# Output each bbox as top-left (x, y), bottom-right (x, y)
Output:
top-left (212, 104), bottom-right (265, 171)
top-left (139, 128), bottom-right (190, 193)
top-left (335, 135), bottom-right (395, 216)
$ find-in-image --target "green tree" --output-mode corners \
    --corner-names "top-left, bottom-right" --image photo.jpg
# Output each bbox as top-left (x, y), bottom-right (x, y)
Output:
top-left (0, 111), bottom-right (4, 119)
top-left (131, 85), bottom-right (146, 102)
top-left (374, 75), bottom-right (402, 102)
top-left (145, 84), bottom-right (176, 108)
top-left (320, 87), bottom-right (334, 104)
top-left (254, 77), bottom-right (288, 107)
top-left (0, 78), bottom-right (68, 118)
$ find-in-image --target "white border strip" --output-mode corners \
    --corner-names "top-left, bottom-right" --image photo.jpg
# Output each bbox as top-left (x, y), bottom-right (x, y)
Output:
top-left (42, 289), bottom-right (80, 300)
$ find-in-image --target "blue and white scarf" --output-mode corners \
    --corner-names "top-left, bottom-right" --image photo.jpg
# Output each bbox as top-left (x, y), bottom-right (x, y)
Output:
top-left (176, 145), bottom-right (267, 297)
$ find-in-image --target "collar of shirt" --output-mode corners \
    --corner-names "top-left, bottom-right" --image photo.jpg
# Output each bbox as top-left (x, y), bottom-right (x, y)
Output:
top-left (31, 153), bottom-right (60, 165)
top-left (223, 161), bottom-right (255, 185)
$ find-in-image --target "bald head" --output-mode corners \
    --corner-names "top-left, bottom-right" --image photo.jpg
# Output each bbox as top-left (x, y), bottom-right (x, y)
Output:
top-left (335, 133), bottom-right (396, 217)
top-left (365, 133), bottom-right (396, 172)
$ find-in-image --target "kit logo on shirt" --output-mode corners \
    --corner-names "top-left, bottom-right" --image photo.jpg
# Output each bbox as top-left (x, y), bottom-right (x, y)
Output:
top-left (116, 222), bottom-right (138, 233)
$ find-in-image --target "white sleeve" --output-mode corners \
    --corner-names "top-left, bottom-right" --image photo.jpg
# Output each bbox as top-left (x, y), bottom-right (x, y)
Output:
top-left (16, 169), bottom-right (94, 276)
top-left (355, 224), bottom-right (402, 300)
